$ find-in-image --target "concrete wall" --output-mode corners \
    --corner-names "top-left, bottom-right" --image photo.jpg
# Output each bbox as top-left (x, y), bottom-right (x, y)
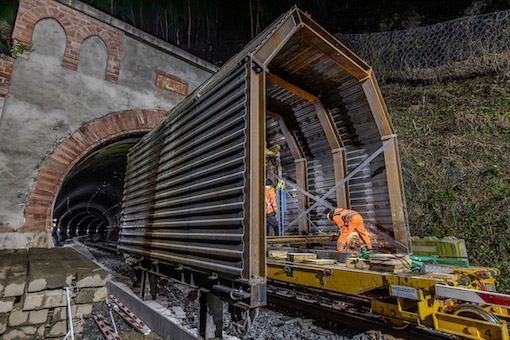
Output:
top-left (0, 0), bottom-right (216, 248)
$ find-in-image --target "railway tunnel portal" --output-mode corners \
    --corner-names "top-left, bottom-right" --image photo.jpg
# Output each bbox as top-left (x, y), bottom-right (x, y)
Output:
top-left (0, 0), bottom-right (216, 248)
top-left (52, 136), bottom-right (143, 242)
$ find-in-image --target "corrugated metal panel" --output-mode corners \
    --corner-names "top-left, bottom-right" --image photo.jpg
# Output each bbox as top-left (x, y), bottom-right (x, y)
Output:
top-left (119, 65), bottom-right (248, 278)
top-left (266, 34), bottom-right (396, 240)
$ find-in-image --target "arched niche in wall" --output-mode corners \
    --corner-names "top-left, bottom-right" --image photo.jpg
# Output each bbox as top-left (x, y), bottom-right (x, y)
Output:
top-left (78, 35), bottom-right (108, 79)
top-left (31, 18), bottom-right (66, 63)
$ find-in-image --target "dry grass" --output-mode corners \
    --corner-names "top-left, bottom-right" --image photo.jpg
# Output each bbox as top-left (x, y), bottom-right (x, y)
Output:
top-left (380, 49), bottom-right (510, 83)
top-left (381, 75), bottom-right (510, 289)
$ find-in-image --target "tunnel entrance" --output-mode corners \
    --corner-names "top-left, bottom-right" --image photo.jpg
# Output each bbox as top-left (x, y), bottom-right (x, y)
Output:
top-left (52, 134), bottom-right (144, 243)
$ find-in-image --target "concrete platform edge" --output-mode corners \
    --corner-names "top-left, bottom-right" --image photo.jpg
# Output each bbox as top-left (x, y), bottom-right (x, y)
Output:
top-left (106, 280), bottom-right (200, 340)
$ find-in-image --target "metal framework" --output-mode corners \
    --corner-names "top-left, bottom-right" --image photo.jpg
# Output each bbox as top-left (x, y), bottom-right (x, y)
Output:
top-left (267, 258), bottom-right (510, 340)
top-left (119, 6), bottom-right (413, 338)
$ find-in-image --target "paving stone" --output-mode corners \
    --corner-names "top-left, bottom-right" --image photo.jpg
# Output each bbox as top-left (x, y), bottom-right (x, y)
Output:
top-left (29, 308), bottom-right (49, 324)
top-left (26, 248), bottom-right (106, 292)
top-left (27, 266), bottom-right (73, 292)
top-left (75, 287), bottom-right (107, 304)
top-left (76, 269), bottom-right (108, 288)
top-left (27, 277), bottom-right (47, 293)
top-left (46, 320), bottom-right (68, 337)
top-left (3, 274), bottom-right (26, 297)
top-left (0, 313), bottom-right (7, 334)
top-left (46, 318), bottom-right (85, 338)
top-left (27, 248), bottom-right (74, 292)
top-left (8, 307), bottom-right (29, 326)
top-left (52, 303), bottom-right (93, 322)
top-left (36, 324), bottom-right (46, 339)
top-left (23, 289), bottom-right (68, 310)
top-left (73, 318), bottom-right (86, 333)
top-left (0, 249), bottom-right (27, 298)
top-left (0, 250), bottom-right (27, 278)
top-left (2, 325), bottom-right (41, 340)
top-left (3, 328), bottom-right (30, 340)
top-left (0, 297), bottom-right (15, 313)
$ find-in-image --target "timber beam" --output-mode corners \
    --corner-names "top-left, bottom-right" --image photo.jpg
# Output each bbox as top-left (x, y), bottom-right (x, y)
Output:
top-left (266, 73), bottom-right (318, 103)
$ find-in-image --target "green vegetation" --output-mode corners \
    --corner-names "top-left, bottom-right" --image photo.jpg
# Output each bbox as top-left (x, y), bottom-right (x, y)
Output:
top-left (9, 39), bottom-right (26, 58)
top-left (382, 75), bottom-right (510, 290)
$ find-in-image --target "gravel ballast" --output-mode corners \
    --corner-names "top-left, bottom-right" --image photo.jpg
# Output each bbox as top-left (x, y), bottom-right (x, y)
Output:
top-left (71, 240), bottom-right (399, 340)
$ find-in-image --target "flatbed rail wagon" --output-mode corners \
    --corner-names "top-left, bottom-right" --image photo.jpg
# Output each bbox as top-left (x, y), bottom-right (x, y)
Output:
top-left (119, 7), bottom-right (510, 339)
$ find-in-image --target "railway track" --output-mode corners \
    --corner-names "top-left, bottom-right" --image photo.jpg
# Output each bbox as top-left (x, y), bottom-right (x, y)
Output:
top-left (267, 281), bottom-right (456, 340)
top-left (80, 238), bottom-right (119, 253)
top-left (82, 239), bottom-right (457, 339)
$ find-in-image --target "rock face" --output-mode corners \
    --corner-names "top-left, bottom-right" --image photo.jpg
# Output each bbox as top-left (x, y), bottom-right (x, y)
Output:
top-left (0, 247), bottom-right (108, 339)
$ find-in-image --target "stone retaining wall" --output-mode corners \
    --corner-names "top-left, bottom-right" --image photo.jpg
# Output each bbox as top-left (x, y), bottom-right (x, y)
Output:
top-left (0, 247), bottom-right (108, 339)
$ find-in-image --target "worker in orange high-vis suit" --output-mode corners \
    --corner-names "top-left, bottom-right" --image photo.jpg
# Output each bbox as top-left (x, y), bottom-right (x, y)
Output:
top-left (265, 179), bottom-right (279, 236)
top-left (327, 208), bottom-right (372, 251)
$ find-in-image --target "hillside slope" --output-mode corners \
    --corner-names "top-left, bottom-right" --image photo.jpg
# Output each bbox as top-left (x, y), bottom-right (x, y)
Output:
top-left (381, 75), bottom-right (510, 289)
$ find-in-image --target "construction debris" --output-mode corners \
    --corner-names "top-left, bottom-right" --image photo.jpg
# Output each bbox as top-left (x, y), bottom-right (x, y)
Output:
top-left (312, 328), bottom-right (335, 336)
top-left (303, 259), bottom-right (337, 265)
top-left (282, 316), bottom-right (301, 325)
top-left (287, 253), bottom-right (317, 263)
top-left (369, 254), bottom-right (412, 273)
top-left (268, 250), bottom-right (288, 260)
top-left (345, 257), bottom-right (370, 269)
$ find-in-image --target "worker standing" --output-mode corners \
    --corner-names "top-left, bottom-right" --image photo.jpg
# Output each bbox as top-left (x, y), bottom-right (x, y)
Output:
top-left (327, 208), bottom-right (372, 251)
top-left (265, 179), bottom-right (279, 236)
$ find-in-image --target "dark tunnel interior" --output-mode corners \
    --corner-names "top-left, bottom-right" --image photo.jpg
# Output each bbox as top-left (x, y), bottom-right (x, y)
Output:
top-left (52, 134), bottom-right (145, 243)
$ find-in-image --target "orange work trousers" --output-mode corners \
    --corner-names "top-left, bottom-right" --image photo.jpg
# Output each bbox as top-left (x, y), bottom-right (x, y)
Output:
top-left (336, 215), bottom-right (372, 251)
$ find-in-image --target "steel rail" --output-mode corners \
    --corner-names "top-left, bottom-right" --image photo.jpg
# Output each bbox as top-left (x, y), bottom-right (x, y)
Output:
top-left (267, 282), bottom-right (456, 340)
top-left (83, 240), bottom-right (454, 339)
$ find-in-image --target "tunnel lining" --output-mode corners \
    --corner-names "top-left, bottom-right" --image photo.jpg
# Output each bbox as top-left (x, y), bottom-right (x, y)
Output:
top-left (52, 135), bottom-right (144, 241)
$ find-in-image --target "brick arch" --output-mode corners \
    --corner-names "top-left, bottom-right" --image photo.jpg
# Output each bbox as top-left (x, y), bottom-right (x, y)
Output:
top-left (76, 28), bottom-right (122, 82)
top-left (13, 6), bottom-right (73, 52)
top-left (21, 110), bottom-right (166, 233)
top-left (13, 0), bottom-right (124, 83)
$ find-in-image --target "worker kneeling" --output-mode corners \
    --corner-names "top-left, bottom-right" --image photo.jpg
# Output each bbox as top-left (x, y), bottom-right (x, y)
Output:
top-left (327, 208), bottom-right (372, 251)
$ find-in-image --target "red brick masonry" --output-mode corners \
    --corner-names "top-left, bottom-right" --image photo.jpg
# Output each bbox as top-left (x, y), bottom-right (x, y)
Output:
top-left (155, 70), bottom-right (189, 96)
top-left (18, 110), bottom-right (165, 233)
top-left (12, 0), bottom-right (124, 83)
top-left (0, 59), bottom-right (14, 98)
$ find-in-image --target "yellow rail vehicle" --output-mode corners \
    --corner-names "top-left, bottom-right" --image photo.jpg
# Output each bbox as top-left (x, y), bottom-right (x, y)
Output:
top-left (268, 258), bottom-right (510, 340)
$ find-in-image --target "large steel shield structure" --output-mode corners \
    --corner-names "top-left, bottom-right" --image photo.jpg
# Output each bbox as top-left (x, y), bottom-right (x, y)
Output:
top-left (119, 6), bottom-right (412, 310)
top-left (119, 61), bottom-right (265, 293)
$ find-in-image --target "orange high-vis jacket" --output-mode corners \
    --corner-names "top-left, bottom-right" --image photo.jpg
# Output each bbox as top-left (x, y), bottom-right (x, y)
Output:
top-left (332, 208), bottom-right (372, 251)
top-left (265, 185), bottom-right (277, 214)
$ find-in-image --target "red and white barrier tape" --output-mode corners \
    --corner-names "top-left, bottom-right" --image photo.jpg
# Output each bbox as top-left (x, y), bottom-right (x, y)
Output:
top-left (108, 294), bottom-right (151, 335)
top-left (435, 284), bottom-right (510, 308)
top-left (93, 314), bottom-right (122, 340)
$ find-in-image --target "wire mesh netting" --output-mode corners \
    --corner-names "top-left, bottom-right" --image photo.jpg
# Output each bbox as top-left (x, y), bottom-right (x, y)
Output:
top-left (336, 10), bottom-right (510, 82)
